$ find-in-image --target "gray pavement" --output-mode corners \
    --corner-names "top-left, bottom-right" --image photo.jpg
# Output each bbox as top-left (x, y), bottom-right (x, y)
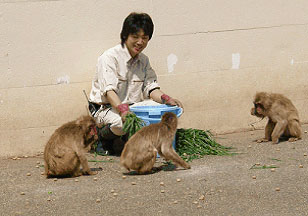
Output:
top-left (1, 125), bottom-right (308, 216)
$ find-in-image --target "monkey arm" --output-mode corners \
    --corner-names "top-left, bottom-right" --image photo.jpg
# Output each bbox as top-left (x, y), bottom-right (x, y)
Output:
top-left (264, 120), bottom-right (275, 141)
top-left (161, 142), bottom-right (190, 169)
top-left (271, 118), bottom-right (288, 144)
top-left (75, 141), bottom-right (96, 175)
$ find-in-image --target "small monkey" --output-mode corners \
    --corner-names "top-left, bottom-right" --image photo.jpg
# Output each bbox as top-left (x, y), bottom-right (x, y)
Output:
top-left (44, 115), bottom-right (98, 177)
top-left (120, 112), bottom-right (191, 174)
top-left (251, 92), bottom-right (302, 144)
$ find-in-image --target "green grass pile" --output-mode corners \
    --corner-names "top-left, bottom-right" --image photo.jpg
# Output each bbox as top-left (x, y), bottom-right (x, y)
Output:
top-left (176, 128), bottom-right (233, 162)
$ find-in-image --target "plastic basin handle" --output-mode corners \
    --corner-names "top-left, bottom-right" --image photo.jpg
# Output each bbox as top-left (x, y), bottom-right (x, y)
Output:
top-left (148, 110), bottom-right (161, 115)
top-left (178, 107), bottom-right (183, 117)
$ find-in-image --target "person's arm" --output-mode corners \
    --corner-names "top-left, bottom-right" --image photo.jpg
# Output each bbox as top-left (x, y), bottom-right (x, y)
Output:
top-left (106, 90), bottom-right (131, 121)
top-left (149, 88), bottom-right (184, 110)
top-left (149, 88), bottom-right (164, 103)
top-left (97, 54), bottom-right (119, 100)
top-left (97, 53), bottom-right (130, 120)
top-left (106, 90), bottom-right (122, 108)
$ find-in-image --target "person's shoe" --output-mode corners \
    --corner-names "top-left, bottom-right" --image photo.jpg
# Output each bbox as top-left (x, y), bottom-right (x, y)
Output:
top-left (95, 140), bottom-right (110, 155)
top-left (96, 124), bottom-right (124, 155)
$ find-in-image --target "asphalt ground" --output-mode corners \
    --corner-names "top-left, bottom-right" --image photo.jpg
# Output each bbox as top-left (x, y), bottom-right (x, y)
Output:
top-left (1, 125), bottom-right (308, 216)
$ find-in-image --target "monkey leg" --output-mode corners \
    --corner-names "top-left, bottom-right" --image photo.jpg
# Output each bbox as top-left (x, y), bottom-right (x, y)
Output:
top-left (257, 120), bottom-right (274, 143)
top-left (44, 160), bottom-right (50, 176)
top-left (45, 153), bottom-right (80, 177)
top-left (76, 151), bottom-right (97, 175)
top-left (120, 154), bottom-right (132, 172)
top-left (161, 143), bottom-right (191, 169)
top-left (287, 120), bottom-right (302, 142)
top-left (72, 165), bottom-right (82, 177)
top-left (138, 148), bottom-right (157, 174)
top-left (61, 154), bottom-right (81, 177)
top-left (271, 120), bottom-right (288, 144)
top-left (121, 162), bottom-right (131, 172)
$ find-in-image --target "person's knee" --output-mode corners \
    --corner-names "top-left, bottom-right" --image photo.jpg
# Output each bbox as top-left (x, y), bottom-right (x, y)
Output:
top-left (109, 117), bottom-right (125, 136)
top-left (110, 126), bottom-right (126, 136)
top-left (96, 108), bottom-right (125, 136)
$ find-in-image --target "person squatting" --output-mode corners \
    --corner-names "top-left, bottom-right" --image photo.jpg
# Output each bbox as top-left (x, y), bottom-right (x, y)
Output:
top-left (88, 12), bottom-right (183, 155)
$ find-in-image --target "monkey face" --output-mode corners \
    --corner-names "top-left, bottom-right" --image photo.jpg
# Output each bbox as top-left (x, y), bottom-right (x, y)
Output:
top-left (161, 112), bottom-right (177, 123)
top-left (89, 124), bottom-right (97, 136)
top-left (84, 124), bottom-right (98, 146)
top-left (251, 103), bottom-right (265, 118)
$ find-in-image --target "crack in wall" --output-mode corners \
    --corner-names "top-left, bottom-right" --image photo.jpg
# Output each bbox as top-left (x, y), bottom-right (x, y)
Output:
top-left (0, 81), bottom-right (90, 90)
top-left (0, 0), bottom-right (61, 3)
top-left (158, 23), bottom-right (308, 37)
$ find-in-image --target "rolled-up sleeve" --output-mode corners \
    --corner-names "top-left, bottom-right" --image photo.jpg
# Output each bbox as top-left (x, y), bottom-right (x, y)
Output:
top-left (97, 54), bottom-right (118, 96)
top-left (143, 56), bottom-right (160, 98)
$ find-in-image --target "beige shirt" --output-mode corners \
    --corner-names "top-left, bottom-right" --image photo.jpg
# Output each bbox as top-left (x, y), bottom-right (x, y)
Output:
top-left (89, 44), bottom-right (160, 104)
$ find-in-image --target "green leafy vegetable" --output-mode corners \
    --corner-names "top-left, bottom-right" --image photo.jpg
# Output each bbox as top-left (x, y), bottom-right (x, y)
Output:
top-left (122, 113), bottom-right (147, 138)
top-left (176, 128), bottom-right (233, 162)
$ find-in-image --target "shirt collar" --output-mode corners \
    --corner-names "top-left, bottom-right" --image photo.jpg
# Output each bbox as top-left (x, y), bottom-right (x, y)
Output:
top-left (122, 44), bottom-right (140, 65)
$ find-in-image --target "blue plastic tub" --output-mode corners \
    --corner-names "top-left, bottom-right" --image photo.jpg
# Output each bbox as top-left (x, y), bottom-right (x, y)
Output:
top-left (130, 104), bottom-right (183, 120)
top-left (130, 105), bottom-right (183, 157)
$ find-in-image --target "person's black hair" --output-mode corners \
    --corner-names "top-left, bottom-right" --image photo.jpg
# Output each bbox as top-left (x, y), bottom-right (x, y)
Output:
top-left (120, 12), bottom-right (154, 47)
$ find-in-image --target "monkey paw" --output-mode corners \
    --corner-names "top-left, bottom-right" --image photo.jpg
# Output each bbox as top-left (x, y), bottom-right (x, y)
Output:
top-left (288, 137), bottom-right (299, 142)
top-left (271, 139), bottom-right (279, 144)
top-left (256, 138), bottom-right (269, 143)
top-left (72, 172), bottom-right (82, 177)
top-left (82, 170), bottom-right (97, 175)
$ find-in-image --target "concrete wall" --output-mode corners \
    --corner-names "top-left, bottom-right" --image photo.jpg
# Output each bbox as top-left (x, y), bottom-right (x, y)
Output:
top-left (1, 0), bottom-right (308, 157)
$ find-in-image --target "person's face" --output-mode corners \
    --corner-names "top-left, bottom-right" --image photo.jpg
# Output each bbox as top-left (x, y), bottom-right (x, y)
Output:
top-left (125, 29), bottom-right (150, 58)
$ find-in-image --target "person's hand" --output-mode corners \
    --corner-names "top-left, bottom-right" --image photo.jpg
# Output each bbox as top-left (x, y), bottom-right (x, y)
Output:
top-left (161, 94), bottom-right (184, 111)
top-left (117, 104), bottom-right (132, 122)
top-left (168, 98), bottom-right (184, 109)
top-left (120, 111), bottom-right (134, 122)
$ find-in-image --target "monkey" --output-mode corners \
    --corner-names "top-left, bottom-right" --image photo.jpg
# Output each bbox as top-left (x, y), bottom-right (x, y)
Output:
top-left (250, 92), bottom-right (302, 144)
top-left (44, 115), bottom-right (98, 178)
top-left (120, 112), bottom-right (191, 174)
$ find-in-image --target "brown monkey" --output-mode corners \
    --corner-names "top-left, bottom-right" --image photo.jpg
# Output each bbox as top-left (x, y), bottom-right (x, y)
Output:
top-left (120, 112), bottom-right (191, 174)
top-left (250, 92), bottom-right (302, 144)
top-left (44, 115), bottom-right (98, 178)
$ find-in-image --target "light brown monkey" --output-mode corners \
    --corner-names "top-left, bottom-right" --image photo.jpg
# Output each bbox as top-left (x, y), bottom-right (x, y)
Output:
top-left (250, 92), bottom-right (302, 144)
top-left (120, 112), bottom-right (191, 174)
top-left (44, 115), bottom-right (98, 178)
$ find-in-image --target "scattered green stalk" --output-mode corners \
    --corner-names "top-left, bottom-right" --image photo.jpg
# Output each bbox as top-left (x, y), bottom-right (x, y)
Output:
top-left (176, 128), bottom-right (233, 162)
top-left (270, 158), bottom-right (282, 162)
top-left (88, 160), bottom-right (114, 163)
